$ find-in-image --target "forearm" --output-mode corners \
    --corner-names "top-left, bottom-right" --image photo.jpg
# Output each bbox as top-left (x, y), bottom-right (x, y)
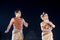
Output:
top-left (6, 25), bottom-right (11, 32)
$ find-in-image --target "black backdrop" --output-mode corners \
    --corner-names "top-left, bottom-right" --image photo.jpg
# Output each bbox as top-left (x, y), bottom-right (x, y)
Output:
top-left (0, 0), bottom-right (60, 40)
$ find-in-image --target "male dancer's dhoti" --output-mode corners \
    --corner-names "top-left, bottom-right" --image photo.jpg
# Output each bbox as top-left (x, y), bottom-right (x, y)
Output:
top-left (12, 30), bottom-right (23, 40)
top-left (42, 31), bottom-right (53, 40)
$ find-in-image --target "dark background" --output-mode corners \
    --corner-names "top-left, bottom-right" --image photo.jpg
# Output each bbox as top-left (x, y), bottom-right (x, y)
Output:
top-left (0, 0), bottom-right (60, 40)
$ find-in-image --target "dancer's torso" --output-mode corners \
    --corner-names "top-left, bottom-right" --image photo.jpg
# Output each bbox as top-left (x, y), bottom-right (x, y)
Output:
top-left (42, 22), bottom-right (52, 36)
top-left (13, 17), bottom-right (24, 31)
top-left (42, 22), bottom-right (52, 32)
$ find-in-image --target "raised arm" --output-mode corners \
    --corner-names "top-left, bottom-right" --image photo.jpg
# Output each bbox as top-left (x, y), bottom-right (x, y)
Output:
top-left (5, 18), bottom-right (14, 33)
top-left (23, 19), bottom-right (28, 27)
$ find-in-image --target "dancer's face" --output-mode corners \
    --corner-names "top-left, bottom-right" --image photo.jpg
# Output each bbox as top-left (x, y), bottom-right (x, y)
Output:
top-left (43, 14), bottom-right (48, 20)
top-left (15, 11), bottom-right (21, 18)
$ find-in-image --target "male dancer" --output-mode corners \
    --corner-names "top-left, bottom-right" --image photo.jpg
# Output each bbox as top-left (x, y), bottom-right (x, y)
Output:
top-left (5, 9), bottom-right (28, 40)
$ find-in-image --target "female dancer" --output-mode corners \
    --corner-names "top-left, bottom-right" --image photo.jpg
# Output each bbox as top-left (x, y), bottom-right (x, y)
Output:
top-left (40, 12), bottom-right (55, 40)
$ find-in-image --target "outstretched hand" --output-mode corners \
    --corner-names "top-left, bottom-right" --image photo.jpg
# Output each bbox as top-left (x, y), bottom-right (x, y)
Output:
top-left (4, 30), bottom-right (9, 33)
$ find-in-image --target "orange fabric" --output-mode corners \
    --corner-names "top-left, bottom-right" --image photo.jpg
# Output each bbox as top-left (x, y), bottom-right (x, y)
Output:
top-left (42, 22), bottom-right (52, 29)
top-left (42, 22), bottom-right (49, 29)
top-left (13, 17), bottom-right (23, 30)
